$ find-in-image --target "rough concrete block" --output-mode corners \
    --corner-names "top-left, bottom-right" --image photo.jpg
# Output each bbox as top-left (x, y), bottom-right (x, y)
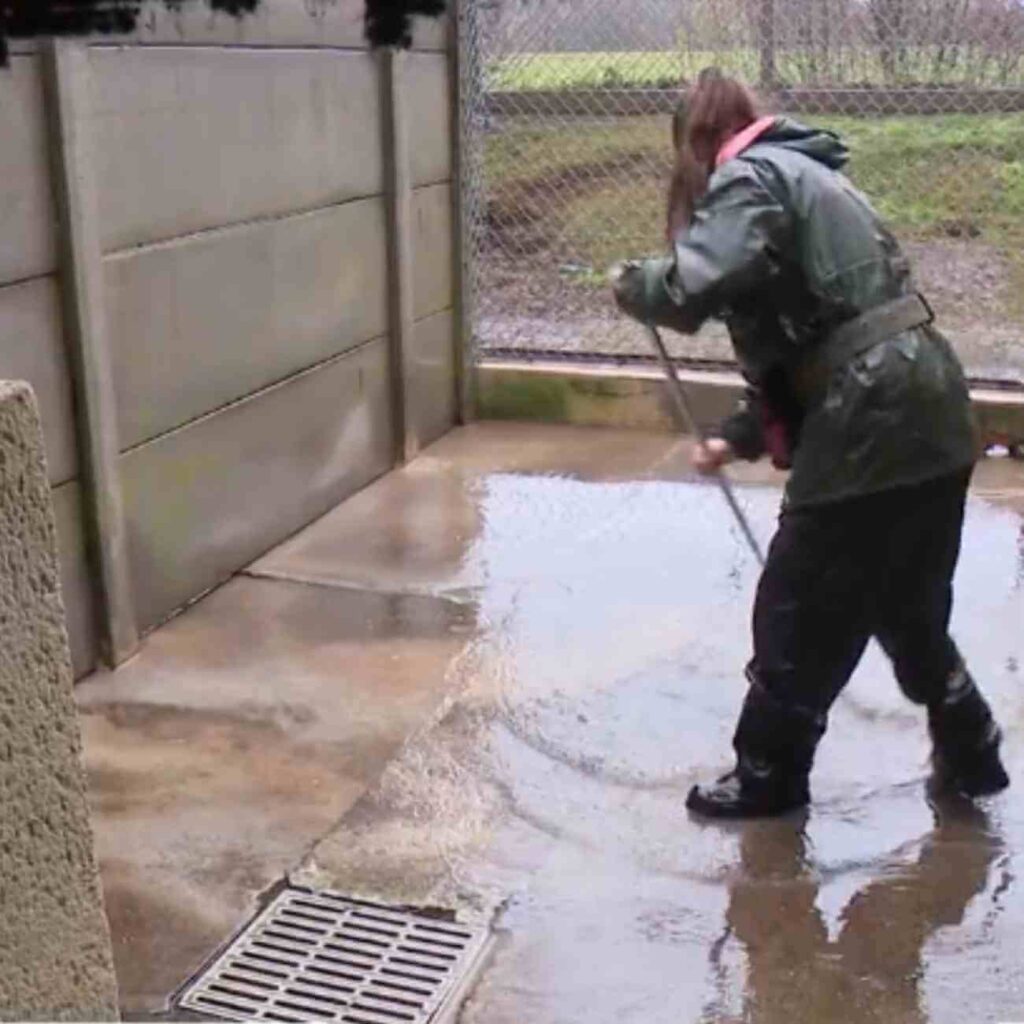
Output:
top-left (88, 48), bottom-right (383, 252)
top-left (411, 309), bottom-right (456, 447)
top-left (0, 277), bottom-right (79, 486)
top-left (408, 53), bottom-right (452, 187)
top-left (53, 481), bottom-right (100, 680)
top-left (0, 56), bottom-right (57, 284)
top-left (413, 184), bottom-right (454, 321)
top-left (0, 381), bottom-right (117, 1020)
top-left (106, 198), bottom-right (389, 450)
top-left (121, 339), bottom-right (394, 632)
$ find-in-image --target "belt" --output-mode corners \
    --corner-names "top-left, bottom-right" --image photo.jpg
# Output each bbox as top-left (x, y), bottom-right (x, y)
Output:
top-left (802, 293), bottom-right (934, 383)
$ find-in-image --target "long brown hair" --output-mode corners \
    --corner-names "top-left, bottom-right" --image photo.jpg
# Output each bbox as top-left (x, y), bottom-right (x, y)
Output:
top-left (666, 69), bottom-right (761, 241)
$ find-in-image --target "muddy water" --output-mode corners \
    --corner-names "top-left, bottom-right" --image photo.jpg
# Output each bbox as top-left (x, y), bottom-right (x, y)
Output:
top-left (314, 465), bottom-right (1024, 1024)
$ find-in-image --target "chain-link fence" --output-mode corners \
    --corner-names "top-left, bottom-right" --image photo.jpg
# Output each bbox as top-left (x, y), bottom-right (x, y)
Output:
top-left (461, 0), bottom-right (1024, 384)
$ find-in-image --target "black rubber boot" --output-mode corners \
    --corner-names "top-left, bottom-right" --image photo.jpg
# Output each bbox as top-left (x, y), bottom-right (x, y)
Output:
top-left (685, 759), bottom-right (811, 819)
top-left (686, 680), bottom-right (825, 819)
top-left (928, 663), bottom-right (1009, 798)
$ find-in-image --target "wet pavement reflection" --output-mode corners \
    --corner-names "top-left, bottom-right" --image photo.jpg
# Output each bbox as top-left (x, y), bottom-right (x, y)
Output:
top-left (80, 423), bottom-right (1024, 1021)
top-left (712, 803), bottom-right (1007, 1024)
top-left (298, 428), bottom-right (1024, 1024)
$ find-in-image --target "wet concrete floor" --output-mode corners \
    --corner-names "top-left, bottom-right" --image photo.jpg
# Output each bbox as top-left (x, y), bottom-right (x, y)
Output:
top-left (80, 423), bottom-right (1024, 1021)
top-left (77, 569), bottom-right (477, 1011)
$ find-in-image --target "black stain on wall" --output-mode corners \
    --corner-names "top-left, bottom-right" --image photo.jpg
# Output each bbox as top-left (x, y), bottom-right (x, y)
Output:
top-left (0, 0), bottom-right (449, 65)
top-left (365, 0), bottom-right (448, 48)
top-left (0, 0), bottom-right (261, 65)
top-left (206, 0), bottom-right (259, 14)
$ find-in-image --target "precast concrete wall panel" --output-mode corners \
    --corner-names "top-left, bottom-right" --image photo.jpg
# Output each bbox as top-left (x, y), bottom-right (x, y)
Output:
top-left (411, 309), bottom-right (457, 447)
top-left (53, 481), bottom-right (101, 679)
top-left (121, 339), bottom-right (394, 631)
top-left (408, 53), bottom-right (453, 186)
top-left (88, 47), bottom-right (383, 252)
top-left (106, 197), bottom-right (389, 449)
top-left (0, 13), bottom-right (461, 670)
top-left (0, 56), bottom-right (57, 285)
top-left (0, 277), bottom-right (80, 487)
top-left (412, 184), bottom-right (454, 321)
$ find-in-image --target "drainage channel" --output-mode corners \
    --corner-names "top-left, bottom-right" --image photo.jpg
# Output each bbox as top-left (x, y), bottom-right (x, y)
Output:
top-left (177, 887), bottom-right (492, 1024)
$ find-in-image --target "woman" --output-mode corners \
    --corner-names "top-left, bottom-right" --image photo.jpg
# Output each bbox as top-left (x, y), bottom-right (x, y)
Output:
top-left (612, 69), bottom-right (1009, 818)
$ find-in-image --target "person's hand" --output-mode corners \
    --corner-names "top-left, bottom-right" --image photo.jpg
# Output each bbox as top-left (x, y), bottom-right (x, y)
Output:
top-left (608, 260), bottom-right (645, 318)
top-left (606, 260), bottom-right (638, 299)
top-left (693, 437), bottom-right (735, 475)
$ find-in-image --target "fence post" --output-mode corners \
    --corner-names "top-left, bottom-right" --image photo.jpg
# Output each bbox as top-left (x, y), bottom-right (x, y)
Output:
top-left (41, 39), bottom-right (139, 667)
top-left (758, 0), bottom-right (778, 91)
top-left (380, 46), bottom-right (419, 464)
top-left (449, 0), bottom-right (477, 424)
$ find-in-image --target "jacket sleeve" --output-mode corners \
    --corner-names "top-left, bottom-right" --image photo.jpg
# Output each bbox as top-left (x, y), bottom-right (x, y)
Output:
top-left (615, 162), bottom-right (791, 335)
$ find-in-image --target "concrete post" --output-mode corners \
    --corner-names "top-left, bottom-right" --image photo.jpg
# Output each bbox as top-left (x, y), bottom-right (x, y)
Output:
top-left (758, 0), bottom-right (778, 91)
top-left (0, 381), bottom-right (119, 1021)
top-left (448, 0), bottom-right (477, 424)
top-left (41, 39), bottom-right (139, 667)
top-left (380, 47), bottom-right (419, 464)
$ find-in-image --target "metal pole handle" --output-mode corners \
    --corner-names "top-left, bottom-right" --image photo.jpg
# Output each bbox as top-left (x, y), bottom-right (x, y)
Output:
top-left (645, 325), bottom-right (766, 567)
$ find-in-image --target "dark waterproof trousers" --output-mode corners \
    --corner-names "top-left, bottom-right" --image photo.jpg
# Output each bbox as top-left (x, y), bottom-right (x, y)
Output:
top-left (737, 469), bottom-right (979, 769)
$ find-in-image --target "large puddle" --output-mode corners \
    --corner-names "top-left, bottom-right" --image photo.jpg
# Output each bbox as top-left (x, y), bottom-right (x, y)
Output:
top-left (329, 469), bottom-right (1024, 1024)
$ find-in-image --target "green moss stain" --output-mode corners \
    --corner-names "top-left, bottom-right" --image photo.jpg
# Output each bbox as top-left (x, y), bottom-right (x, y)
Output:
top-left (478, 375), bottom-right (571, 423)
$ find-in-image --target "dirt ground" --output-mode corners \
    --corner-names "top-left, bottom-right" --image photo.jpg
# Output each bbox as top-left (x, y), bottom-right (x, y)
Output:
top-left (477, 231), bottom-right (1024, 385)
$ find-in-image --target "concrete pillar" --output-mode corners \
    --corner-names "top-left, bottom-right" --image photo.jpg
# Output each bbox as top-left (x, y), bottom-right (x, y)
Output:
top-left (42, 39), bottom-right (139, 667)
top-left (448, 0), bottom-right (477, 424)
top-left (381, 47), bottom-right (419, 465)
top-left (0, 381), bottom-right (119, 1020)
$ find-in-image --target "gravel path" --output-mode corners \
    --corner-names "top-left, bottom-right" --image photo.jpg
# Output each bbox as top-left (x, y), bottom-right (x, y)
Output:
top-left (477, 238), bottom-right (1024, 384)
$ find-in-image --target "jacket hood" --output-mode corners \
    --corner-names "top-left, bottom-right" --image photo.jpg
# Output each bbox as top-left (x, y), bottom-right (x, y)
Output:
top-left (755, 117), bottom-right (849, 170)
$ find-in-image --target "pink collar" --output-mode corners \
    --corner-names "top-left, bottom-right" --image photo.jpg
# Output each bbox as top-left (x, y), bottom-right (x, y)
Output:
top-left (715, 116), bottom-right (777, 168)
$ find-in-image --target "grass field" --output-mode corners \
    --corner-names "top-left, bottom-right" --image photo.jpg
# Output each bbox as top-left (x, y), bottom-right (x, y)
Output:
top-left (490, 52), bottom-right (736, 91)
top-left (485, 112), bottom-right (1024, 278)
top-left (489, 50), bottom-right (1024, 91)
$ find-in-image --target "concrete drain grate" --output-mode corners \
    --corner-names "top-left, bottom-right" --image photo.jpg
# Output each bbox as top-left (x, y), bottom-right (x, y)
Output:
top-left (178, 887), bottom-right (491, 1023)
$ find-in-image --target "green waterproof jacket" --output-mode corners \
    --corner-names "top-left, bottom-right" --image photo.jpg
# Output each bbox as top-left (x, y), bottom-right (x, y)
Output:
top-left (615, 118), bottom-right (977, 508)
